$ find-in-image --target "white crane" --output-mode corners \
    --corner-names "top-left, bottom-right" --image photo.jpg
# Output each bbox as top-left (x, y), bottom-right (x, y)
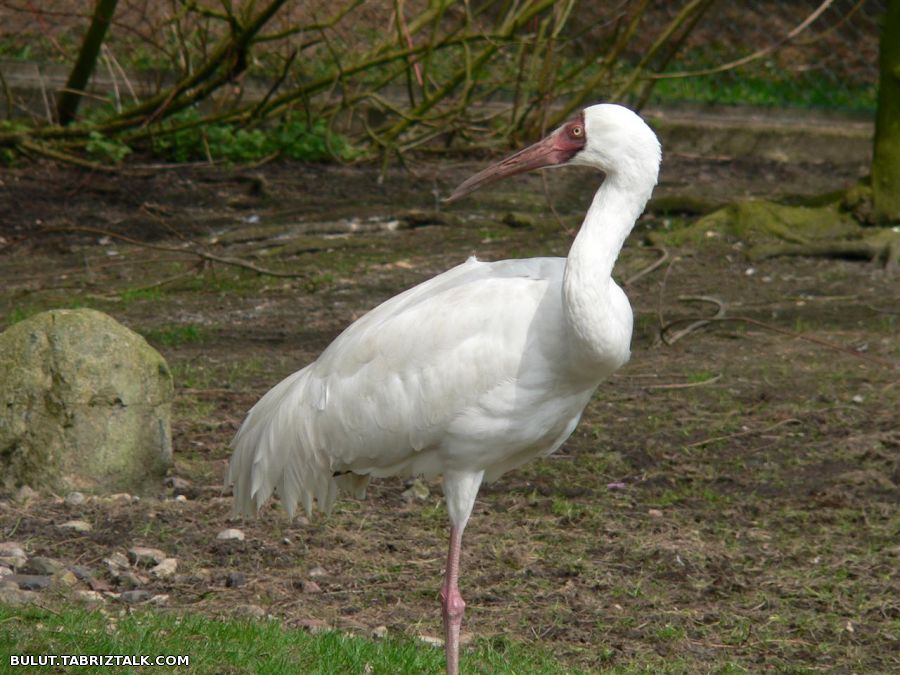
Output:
top-left (227, 103), bottom-right (661, 674)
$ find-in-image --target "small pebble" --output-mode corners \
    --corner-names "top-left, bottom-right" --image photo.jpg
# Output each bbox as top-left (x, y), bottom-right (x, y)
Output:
top-left (217, 528), bottom-right (245, 542)
top-left (648, 508), bottom-right (663, 518)
top-left (28, 556), bottom-right (64, 575)
top-left (0, 556), bottom-right (27, 570)
top-left (0, 543), bottom-right (27, 569)
top-left (0, 587), bottom-right (36, 606)
top-left (164, 476), bottom-right (191, 491)
top-left (14, 486), bottom-right (38, 504)
top-left (65, 491), bottom-right (86, 506)
top-left (371, 625), bottom-right (388, 639)
top-left (128, 546), bottom-right (167, 566)
top-left (233, 604), bottom-right (267, 620)
top-left (150, 558), bottom-right (178, 579)
top-left (301, 579), bottom-right (322, 594)
top-left (59, 520), bottom-right (92, 533)
top-left (298, 618), bottom-right (328, 634)
top-left (8, 574), bottom-right (51, 591)
top-left (120, 590), bottom-right (153, 604)
top-left (74, 590), bottom-right (105, 604)
top-left (104, 552), bottom-right (130, 574)
top-left (117, 571), bottom-right (148, 589)
top-left (225, 572), bottom-right (246, 588)
top-left (88, 577), bottom-right (112, 593)
top-left (51, 570), bottom-right (79, 588)
top-left (308, 565), bottom-right (327, 578)
top-left (69, 565), bottom-right (95, 581)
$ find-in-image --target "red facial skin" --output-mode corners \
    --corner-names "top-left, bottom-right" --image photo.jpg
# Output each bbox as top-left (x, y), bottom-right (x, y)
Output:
top-left (446, 113), bottom-right (586, 203)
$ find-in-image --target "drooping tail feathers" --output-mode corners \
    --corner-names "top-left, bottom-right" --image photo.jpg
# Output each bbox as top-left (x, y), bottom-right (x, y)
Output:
top-left (226, 366), bottom-right (340, 519)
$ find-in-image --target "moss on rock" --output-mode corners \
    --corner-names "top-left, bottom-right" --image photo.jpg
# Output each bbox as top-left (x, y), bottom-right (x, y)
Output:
top-left (650, 197), bottom-right (900, 268)
top-left (0, 308), bottom-right (173, 494)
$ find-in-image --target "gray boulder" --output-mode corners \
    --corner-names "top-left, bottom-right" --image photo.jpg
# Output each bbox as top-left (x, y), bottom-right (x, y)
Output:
top-left (0, 308), bottom-right (173, 494)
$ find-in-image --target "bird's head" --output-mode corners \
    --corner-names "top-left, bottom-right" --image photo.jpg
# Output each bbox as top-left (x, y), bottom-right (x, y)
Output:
top-left (446, 103), bottom-right (661, 202)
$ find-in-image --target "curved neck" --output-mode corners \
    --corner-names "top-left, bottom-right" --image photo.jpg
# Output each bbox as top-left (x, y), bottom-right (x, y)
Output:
top-left (562, 172), bottom-right (653, 366)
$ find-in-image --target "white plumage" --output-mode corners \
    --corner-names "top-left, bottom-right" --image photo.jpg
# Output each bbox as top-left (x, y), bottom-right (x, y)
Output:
top-left (227, 103), bottom-right (661, 674)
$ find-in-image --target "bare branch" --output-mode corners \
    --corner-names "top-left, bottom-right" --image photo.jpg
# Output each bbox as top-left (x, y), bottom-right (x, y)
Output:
top-left (649, 0), bottom-right (837, 81)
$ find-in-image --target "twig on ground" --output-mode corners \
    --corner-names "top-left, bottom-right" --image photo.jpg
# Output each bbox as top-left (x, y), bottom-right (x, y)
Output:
top-left (85, 268), bottom-right (199, 301)
top-left (662, 295), bottom-right (726, 345)
top-left (661, 312), bottom-right (895, 368)
top-left (645, 373), bottom-right (722, 390)
top-left (655, 254), bottom-right (678, 342)
top-left (866, 304), bottom-right (900, 315)
top-left (686, 417), bottom-right (802, 449)
top-left (625, 246), bottom-right (669, 286)
top-left (41, 224), bottom-right (309, 279)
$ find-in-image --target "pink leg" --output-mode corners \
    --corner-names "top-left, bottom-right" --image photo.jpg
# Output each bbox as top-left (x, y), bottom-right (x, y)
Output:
top-left (440, 526), bottom-right (465, 675)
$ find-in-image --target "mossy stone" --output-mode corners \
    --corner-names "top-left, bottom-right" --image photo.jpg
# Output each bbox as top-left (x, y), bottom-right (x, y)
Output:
top-left (0, 308), bottom-right (173, 494)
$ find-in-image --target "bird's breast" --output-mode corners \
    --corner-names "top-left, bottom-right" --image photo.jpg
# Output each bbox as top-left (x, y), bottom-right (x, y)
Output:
top-left (439, 365), bottom-right (597, 476)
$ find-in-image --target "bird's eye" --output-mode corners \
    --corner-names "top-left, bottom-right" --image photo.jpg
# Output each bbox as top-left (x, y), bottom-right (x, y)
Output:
top-left (570, 125), bottom-right (583, 138)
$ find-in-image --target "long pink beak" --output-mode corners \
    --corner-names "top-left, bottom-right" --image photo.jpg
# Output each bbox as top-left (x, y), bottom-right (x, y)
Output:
top-left (445, 120), bottom-right (585, 203)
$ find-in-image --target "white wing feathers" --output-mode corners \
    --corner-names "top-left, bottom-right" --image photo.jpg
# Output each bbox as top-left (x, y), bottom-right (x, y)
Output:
top-left (227, 366), bottom-right (333, 517)
top-left (227, 256), bottom-right (565, 518)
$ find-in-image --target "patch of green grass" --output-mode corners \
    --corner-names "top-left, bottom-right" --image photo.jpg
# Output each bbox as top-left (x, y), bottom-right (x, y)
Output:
top-left (715, 664), bottom-right (751, 675)
top-left (174, 269), bottom-right (281, 296)
top-left (877, 313), bottom-right (896, 334)
top-left (304, 272), bottom-right (336, 293)
top-left (653, 623), bottom-right (687, 642)
top-left (654, 483), bottom-right (730, 508)
top-left (120, 286), bottom-right (165, 304)
top-left (143, 323), bottom-right (209, 347)
top-left (550, 495), bottom-right (586, 522)
top-left (170, 362), bottom-right (218, 390)
top-left (5, 305), bottom-right (40, 326)
top-left (478, 226), bottom-right (508, 242)
top-left (3, 299), bottom-right (92, 328)
top-left (174, 397), bottom-right (215, 420)
top-left (686, 369), bottom-right (717, 384)
top-left (0, 605), bottom-right (582, 674)
top-left (649, 71), bottom-right (877, 113)
top-left (171, 357), bottom-right (268, 390)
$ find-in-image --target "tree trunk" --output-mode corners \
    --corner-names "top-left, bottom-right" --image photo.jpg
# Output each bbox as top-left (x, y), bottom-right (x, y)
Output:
top-left (57, 0), bottom-right (120, 126)
top-left (872, 0), bottom-right (900, 223)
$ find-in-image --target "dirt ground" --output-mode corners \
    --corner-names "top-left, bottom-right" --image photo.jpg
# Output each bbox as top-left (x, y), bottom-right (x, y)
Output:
top-left (0, 147), bottom-right (897, 673)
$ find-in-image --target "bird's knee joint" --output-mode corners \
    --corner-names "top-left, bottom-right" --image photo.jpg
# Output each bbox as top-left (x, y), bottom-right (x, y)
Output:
top-left (441, 590), bottom-right (466, 619)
